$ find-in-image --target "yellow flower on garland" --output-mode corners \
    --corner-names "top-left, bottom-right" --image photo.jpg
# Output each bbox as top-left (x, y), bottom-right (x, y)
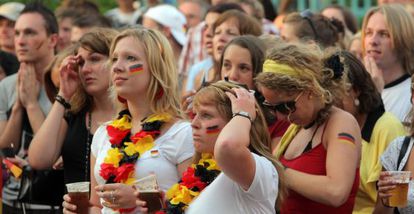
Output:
top-left (204, 159), bottom-right (220, 171)
top-left (124, 142), bottom-right (138, 156)
top-left (144, 113), bottom-right (172, 123)
top-left (135, 135), bottom-right (155, 154)
top-left (104, 148), bottom-right (123, 167)
top-left (111, 114), bottom-right (132, 130)
top-left (168, 185), bottom-right (199, 205)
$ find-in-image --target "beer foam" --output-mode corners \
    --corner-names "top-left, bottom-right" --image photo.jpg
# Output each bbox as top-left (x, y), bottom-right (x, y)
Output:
top-left (66, 181), bottom-right (90, 193)
top-left (134, 174), bottom-right (158, 192)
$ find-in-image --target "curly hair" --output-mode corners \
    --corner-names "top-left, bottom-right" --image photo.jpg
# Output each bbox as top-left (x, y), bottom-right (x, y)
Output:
top-left (256, 43), bottom-right (346, 125)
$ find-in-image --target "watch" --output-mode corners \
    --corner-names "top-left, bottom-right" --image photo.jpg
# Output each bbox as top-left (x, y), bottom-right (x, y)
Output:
top-left (232, 111), bottom-right (252, 122)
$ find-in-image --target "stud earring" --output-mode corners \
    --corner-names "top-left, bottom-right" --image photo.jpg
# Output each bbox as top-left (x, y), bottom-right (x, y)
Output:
top-left (354, 98), bottom-right (360, 106)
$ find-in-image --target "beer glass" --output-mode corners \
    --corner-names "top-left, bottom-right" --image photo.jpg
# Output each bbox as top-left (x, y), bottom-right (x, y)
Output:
top-left (385, 171), bottom-right (411, 207)
top-left (66, 181), bottom-right (90, 214)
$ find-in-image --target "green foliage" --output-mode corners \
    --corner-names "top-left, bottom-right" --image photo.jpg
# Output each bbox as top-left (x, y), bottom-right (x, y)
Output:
top-left (0, 0), bottom-right (118, 13)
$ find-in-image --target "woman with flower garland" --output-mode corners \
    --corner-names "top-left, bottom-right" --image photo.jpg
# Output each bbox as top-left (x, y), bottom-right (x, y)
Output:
top-left (159, 81), bottom-right (284, 213)
top-left (62, 27), bottom-right (194, 214)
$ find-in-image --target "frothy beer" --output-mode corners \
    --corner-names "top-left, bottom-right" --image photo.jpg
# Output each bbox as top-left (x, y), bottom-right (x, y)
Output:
top-left (66, 182), bottom-right (90, 214)
top-left (69, 191), bottom-right (89, 214)
top-left (385, 171), bottom-right (411, 207)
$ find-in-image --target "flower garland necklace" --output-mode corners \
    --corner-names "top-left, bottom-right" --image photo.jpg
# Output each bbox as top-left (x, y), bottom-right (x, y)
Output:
top-left (158, 153), bottom-right (221, 214)
top-left (99, 110), bottom-right (172, 185)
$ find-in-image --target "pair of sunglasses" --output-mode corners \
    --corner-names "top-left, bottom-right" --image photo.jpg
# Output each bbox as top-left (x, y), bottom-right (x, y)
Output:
top-left (300, 9), bottom-right (319, 41)
top-left (262, 92), bottom-right (303, 115)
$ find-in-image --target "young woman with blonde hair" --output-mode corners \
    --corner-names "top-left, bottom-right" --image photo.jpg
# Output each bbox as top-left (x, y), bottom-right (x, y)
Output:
top-left (63, 27), bottom-right (194, 214)
top-left (161, 81), bottom-right (284, 213)
top-left (256, 43), bottom-right (361, 213)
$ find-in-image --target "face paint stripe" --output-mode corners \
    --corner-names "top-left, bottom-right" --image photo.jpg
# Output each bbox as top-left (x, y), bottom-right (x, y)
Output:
top-left (206, 125), bottom-right (220, 134)
top-left (129, 64), bottom-right (143, 74)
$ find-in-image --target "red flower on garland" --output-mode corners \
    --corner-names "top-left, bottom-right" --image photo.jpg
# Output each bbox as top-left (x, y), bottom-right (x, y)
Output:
top-left (106, 126), bottom-right (129, 146)
top-left (131, 130), bottom-right (161, 141)
top-left (181, 167), bottom-right (206, 191)
top-left (100, 163), bottom-right (116, 180)
top-left (114, 163), bottom-right (135, 183)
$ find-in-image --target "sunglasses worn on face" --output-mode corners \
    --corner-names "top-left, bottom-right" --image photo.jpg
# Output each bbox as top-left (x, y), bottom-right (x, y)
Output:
top-left (300, 9), bottom-right (319, 41)
top-left (263, 92), bottom-right (303, 115)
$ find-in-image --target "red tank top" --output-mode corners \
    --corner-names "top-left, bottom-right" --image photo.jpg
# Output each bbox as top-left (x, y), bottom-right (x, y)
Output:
top-left (279, 129), bottom-right (360, 214)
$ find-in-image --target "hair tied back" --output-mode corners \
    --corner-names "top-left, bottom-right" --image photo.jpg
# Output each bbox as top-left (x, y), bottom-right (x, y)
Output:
top-left (325, 53), bottom-right (344, 79)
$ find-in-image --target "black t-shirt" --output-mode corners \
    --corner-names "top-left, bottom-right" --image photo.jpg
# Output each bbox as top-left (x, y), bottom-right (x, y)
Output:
top-left (62, 109), bottom-right (93, 184)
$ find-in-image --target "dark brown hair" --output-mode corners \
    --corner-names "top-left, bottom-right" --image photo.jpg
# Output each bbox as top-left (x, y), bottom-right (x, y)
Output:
top-left (283, 12), bottom-right (344, 49)
top-left (340, 51), bottom-right (382, 114)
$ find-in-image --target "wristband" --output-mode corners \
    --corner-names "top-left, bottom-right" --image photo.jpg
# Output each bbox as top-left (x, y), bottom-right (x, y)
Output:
top-left (55, 95), bottom-right (71, 110)
top-left (232, 111), bottom-right (252, 123)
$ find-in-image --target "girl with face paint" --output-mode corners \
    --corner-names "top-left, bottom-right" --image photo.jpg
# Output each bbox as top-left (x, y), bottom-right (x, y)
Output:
top-left (256, 42), bottom-right (362, 213)
top-left (63, 28), bottom-right (194, 214)
top-left (163, 81), bottom-right (285, 213)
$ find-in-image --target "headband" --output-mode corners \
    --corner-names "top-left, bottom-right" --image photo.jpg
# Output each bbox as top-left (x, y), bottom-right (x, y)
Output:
top-left (263, 59), bottom-right (300, 77)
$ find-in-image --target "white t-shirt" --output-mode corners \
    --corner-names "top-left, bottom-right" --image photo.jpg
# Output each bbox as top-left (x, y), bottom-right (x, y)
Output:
top-left (381, 136), bottom-right (414, 214)
top-left (91, 120), bottom-right (194, 214)
top-left (382, 75), bottom-right (411, 122)
top-left (187, 153), bottom-right (279, 214)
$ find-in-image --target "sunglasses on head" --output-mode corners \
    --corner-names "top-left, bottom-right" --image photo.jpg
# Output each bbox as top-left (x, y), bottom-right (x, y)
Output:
top-left (262, 92), bottom-right (303, 115)
top-left (299, 9), bottom-right (319, 41)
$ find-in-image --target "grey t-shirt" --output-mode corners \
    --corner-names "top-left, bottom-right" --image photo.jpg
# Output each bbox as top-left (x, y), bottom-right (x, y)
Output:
top-left (0, 73), bottom-right (53, 208)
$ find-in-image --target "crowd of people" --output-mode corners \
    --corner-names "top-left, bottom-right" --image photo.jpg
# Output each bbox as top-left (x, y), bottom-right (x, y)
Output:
top-left (0, 0), bottom-right (413, 214)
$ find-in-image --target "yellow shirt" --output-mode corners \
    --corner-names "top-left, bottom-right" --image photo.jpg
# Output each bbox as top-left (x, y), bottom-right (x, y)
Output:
top-left (353, 112), bottom-right (406, 214)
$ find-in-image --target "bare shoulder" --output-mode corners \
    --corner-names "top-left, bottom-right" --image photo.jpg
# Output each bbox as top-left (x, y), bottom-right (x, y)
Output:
top-left (324, 107), bottom-right (361, 145)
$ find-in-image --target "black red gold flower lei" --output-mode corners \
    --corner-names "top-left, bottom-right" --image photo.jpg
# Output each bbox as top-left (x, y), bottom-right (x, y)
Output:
top-left (157, 154), bottom-right (221, 214)
top-left (99, 110), bottom-right (172, 185)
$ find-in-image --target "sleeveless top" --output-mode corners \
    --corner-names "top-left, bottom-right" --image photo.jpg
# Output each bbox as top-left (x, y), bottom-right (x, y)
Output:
top-left (278, 123), bottom-right (360, 214)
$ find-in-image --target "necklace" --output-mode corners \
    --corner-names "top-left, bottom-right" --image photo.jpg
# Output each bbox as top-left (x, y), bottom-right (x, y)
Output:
top-left (99, 110), bottom-right (172, 185)
top-left (303, 120), bottom-right (316, 129)
top-left (160, 154), bottom-right (221, 213)
top-left (85, 111), bottom-right (92, 182)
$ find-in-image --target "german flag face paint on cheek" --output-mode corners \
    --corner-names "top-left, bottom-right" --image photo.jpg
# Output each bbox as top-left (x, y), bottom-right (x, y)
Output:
top-left (129, 64), bottom-right (143, 75)
top-left (206, 125), bottom-right (221, 134)
top-left (338, 132), bottom-right (356, 147)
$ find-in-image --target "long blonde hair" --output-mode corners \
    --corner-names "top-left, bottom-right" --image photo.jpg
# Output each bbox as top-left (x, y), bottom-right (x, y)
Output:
top-left (193, 80), bottom-right (286, 208)
top-left (109, 27), bottom-right (184, 119)
top-left (362, 4), bottom-right (414, 74)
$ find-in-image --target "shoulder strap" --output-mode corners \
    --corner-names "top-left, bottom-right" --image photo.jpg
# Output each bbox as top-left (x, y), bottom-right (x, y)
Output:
top-left (397, 136), bottom-right (411, 169)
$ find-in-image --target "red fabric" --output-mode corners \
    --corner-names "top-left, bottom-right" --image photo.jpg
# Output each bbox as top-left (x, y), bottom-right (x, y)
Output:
top-left (279, 144), bottom-right (359, 214)
top-left (268, 119), bottom-right (290, 138)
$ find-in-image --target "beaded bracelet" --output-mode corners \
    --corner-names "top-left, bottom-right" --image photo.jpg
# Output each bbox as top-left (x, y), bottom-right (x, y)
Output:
top-left (55, 95), bottom-right (71, 110)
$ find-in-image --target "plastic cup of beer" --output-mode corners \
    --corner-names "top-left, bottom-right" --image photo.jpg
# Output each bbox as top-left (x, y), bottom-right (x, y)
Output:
top-left (66, 181), bottom-right (90, 214)
top-left (386, 171), bottom-right (411, 207)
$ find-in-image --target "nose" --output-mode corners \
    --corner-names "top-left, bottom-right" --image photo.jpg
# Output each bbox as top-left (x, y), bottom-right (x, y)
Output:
top-left (367, 33), bottom-right (380, 46)
top-left (15, 33), bottom-right (25, 47)
top-left (111, 59), bottom-right (124, 74)
top-left (191, 115), bottom-right (201, 130)
top-left (228, 69), bottom-right (239, 82)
